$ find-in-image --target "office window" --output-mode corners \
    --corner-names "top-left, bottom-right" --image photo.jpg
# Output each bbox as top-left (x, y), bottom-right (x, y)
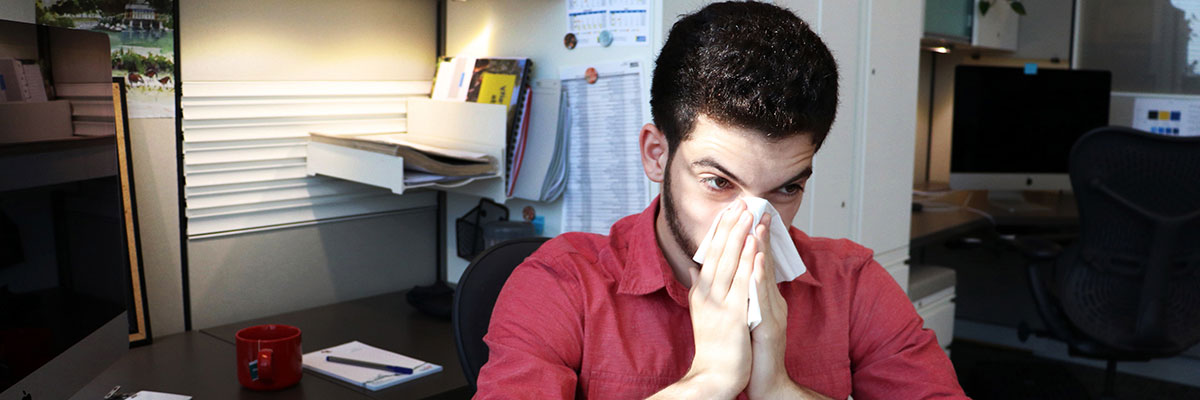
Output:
top-left (1077, 0), bottom-right (1200, 93)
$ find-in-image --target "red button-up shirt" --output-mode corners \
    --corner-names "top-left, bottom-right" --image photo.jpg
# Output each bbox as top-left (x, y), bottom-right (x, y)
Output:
top-left (476, 198), bottom-right (967, 399)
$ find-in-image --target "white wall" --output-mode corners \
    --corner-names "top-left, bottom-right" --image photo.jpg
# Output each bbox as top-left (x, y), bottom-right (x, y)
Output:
top-left (182, 0), bottom-right (434, 81)
top-left (858, 0), bottom-right (921, 259)
top-left (129, 118), bottom-right (186, 337)
top-left (187, 210), bottom-right (438, 328)
top-left (0, 0), bottom-right (32, 23)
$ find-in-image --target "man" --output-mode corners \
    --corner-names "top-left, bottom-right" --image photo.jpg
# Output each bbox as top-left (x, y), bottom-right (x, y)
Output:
top-left (475, 2), bottom-right (967, 399)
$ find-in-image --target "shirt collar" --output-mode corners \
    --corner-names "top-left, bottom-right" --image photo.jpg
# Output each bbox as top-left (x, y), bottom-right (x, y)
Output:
top-left (614, 196), bottom-right (821, 302)
top-left (613, 197), bottom-right (684, 299)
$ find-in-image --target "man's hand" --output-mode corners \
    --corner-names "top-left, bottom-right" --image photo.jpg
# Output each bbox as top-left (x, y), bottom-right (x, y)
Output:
top-left (650, 200), bottom-right (757, 399)
top-left (746, 213), bottom-right (833, 400)
top-left (746, 213), bottom-right (792, 398)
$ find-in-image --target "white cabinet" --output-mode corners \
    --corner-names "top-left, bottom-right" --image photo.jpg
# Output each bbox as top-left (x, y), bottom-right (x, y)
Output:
top-left (973, 1), bottom-right (1020, 51)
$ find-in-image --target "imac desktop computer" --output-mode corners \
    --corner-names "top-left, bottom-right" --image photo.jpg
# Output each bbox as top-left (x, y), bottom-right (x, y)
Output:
top-left (950, 65), bottom-right (1112, 210)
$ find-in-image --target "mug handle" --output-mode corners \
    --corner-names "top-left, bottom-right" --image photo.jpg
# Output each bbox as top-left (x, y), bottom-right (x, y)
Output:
top-left (257, 348), bottom-right (274, 380)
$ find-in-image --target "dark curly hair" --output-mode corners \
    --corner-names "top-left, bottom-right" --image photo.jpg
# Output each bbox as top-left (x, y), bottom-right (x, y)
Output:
top-left (651, 1), bottom-right (839, 154)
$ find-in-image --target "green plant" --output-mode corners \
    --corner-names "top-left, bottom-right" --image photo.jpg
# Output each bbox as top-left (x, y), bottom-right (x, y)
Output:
top-left (979, 0), bottom-right (1027, 16)
top-left (34, 0), bottom-right (75, 28)
top-left (110, 48), bottom-right (174, 75)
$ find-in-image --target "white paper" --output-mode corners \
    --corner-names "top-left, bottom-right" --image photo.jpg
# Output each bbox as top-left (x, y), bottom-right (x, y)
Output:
top-left (129, 391), bottom-right (191, 400)
top-left (368, 134), bottom-right (492, 161)
top-left (561, 61), bottom-right (649, 234)
top-left (692, 197), bottom-right (808, 330)
top-left (511, 80), bottom-right (567, 201)
top-left (1131, 97), bottom-right (1200, 137)
top-left (303, 341), bottom-right (442, 391)
top-left (431, 57), bottom-right (476, 101)
top-left (566, 0), bottom-right (650, 48)
top-left (404, 171), bottom-right (494, 186)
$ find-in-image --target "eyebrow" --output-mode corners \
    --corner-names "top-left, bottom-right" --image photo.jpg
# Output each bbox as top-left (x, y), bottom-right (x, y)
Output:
top-left (691, 157), bottom-right (813, 191)
top-left (692, 158), bottom-right (743, 185)
top-left (779, 167), bottom-right (813, 191)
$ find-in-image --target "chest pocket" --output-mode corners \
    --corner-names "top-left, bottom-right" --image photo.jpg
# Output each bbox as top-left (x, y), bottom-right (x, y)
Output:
top-left (786, 345), bottom-right (853, 399)
top-left (583, 370), bottom-right (677, 400)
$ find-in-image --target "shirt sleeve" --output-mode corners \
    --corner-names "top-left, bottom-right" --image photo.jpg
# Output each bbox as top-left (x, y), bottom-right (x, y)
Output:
top-left (847, 258), bottom-right (969, 399)
top-left (474, 253), bottom-right (585, 399)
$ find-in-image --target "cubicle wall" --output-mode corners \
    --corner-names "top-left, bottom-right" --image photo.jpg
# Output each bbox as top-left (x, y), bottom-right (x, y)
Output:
top-left (178, 0), bottom-right (442, 330)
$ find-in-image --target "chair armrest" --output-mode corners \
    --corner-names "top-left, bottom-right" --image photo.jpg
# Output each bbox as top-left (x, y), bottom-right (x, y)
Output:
top-left (1013, 237), bottom-right (1063, 261)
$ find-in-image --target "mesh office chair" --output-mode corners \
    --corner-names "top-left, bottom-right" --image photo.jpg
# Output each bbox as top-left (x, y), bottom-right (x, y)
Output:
top-left (1016, 126), bottom-right (1200, 398)
top-left (452, 237), bottom-right (549, 388)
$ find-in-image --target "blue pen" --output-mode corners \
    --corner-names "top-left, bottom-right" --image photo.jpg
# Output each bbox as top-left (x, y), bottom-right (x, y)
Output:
top-left (326, 356), bottom-right (417, 374)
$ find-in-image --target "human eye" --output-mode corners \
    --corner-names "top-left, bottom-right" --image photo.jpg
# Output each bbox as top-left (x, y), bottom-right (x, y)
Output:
top-left (777, 183), bottom-right (804, 196)
top-left (701, 176), bottom-right (732, 192)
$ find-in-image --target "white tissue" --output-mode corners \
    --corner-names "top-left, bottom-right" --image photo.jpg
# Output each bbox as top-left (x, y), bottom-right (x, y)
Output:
top-left (691, 197), bottom-right (807, 330)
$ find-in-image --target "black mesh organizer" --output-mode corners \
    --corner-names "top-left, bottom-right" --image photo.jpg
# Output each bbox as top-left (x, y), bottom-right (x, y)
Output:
top-left (456, 198), bottom-right (509, 260)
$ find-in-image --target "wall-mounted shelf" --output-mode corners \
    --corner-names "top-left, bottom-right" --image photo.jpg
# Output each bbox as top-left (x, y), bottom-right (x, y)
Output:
top-left (306, 98), bottom-right (509, 201)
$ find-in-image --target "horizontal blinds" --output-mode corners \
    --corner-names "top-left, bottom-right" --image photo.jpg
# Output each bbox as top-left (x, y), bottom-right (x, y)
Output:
top-left (181, 81), bottom-right (435, 237)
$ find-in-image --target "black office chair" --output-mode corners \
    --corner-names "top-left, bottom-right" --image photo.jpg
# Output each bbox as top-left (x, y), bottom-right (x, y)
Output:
top-left (1016, 126), bottom-right (1200, 398)
top-left (452, 237), bottom-right (549, 388)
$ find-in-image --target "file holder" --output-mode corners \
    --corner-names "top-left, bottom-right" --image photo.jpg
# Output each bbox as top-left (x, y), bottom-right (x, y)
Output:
top-left (306, 98), bottom-right (509, 201)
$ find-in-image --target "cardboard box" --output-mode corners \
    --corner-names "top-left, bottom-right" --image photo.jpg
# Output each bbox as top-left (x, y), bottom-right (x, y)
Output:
top-left (0, 100), bottom-right (74, 144)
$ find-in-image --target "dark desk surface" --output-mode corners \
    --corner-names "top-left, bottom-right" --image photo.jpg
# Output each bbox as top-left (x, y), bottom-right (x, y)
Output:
top-left (202, 291), bottom-right (470, 400)
top-left (76, 290), bottom-right (473, 400)
top-left (910, 190), bottom-right (1078, 248)
top-left (73, 332), bottom-right (375, 400)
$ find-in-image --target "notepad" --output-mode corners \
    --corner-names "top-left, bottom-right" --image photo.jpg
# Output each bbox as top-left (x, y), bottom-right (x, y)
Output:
top-left (302, 341), bottom-right (442, 391)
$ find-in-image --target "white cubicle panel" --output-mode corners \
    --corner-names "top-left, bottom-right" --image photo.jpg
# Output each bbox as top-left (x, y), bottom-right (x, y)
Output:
top-left (857, 0), bottom-right (922, 282)
top-left (180, 81), bottom-right (436, 237)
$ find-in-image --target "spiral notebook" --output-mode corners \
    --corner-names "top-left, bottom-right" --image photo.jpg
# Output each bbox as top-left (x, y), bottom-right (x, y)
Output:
top-left (302, 341), bottom-right (442, 391)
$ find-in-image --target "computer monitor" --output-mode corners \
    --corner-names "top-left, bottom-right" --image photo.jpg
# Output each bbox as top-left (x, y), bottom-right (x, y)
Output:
top-left (1, 19), bottom-right (129, 399)
top-left (949, 65), bottom-right (1112, 198)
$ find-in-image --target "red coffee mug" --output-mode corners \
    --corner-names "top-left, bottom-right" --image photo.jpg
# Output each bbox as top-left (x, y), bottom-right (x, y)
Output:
top-left (235, 324), bottom-right (303, 390)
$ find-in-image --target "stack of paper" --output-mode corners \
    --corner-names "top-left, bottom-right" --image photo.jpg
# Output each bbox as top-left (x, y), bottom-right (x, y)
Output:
top-left (303, 341), bottom-right (442, 391)
top-left (309, 131), bottom-right (498, 181)
top-left (0, 59), bottom-right (48, 102)
top-left (509, 79), bottom-right (568, 202)
top-left (432, 57), bottom-right (538, 197)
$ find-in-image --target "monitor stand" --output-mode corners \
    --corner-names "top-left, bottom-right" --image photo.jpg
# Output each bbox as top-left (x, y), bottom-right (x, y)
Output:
top-left (987, 190), bottom-right (1050, 213)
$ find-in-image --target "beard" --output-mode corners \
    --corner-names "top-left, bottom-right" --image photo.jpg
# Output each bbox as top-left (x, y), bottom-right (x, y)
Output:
top-left (661, 155), bottom-right (700, 260)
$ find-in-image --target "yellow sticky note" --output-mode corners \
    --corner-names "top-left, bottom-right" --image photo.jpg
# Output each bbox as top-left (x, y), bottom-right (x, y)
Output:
top-left (477, 72), bottom-right (517, 107)
top-left (1159, 111), bottom-right (1171, 120)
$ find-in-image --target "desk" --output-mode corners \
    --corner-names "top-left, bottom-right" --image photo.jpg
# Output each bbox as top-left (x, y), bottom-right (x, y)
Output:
top-left (74, 290), bottom-right (473, 400)
top-left (911, 190), bottom-right (1078, 247)
top-left (909, 189), bottom-right (1078, 330)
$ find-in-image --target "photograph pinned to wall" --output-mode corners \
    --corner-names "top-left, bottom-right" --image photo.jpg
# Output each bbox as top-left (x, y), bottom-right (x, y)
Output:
top-left (36, 0), bottom-right (176, 118)
top-left (566, 0), bottom-right (650, 48)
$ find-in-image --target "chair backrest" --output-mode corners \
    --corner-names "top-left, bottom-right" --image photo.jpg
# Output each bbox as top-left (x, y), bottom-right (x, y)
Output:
top-left (452, 237), bottom-right (549, 387)
top-left (1061, 126), bottom-right (1200, 356)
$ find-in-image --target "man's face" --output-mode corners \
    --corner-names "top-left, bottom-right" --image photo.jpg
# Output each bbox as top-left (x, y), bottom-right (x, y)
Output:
top-left (661, 116), bottom-right (816, 258)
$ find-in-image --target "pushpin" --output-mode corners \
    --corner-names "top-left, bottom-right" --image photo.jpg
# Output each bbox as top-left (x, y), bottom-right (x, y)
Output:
top-left (598, 30), bottom-right (613, 47)
top-left (563, 33), bottom-right (577, 50)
